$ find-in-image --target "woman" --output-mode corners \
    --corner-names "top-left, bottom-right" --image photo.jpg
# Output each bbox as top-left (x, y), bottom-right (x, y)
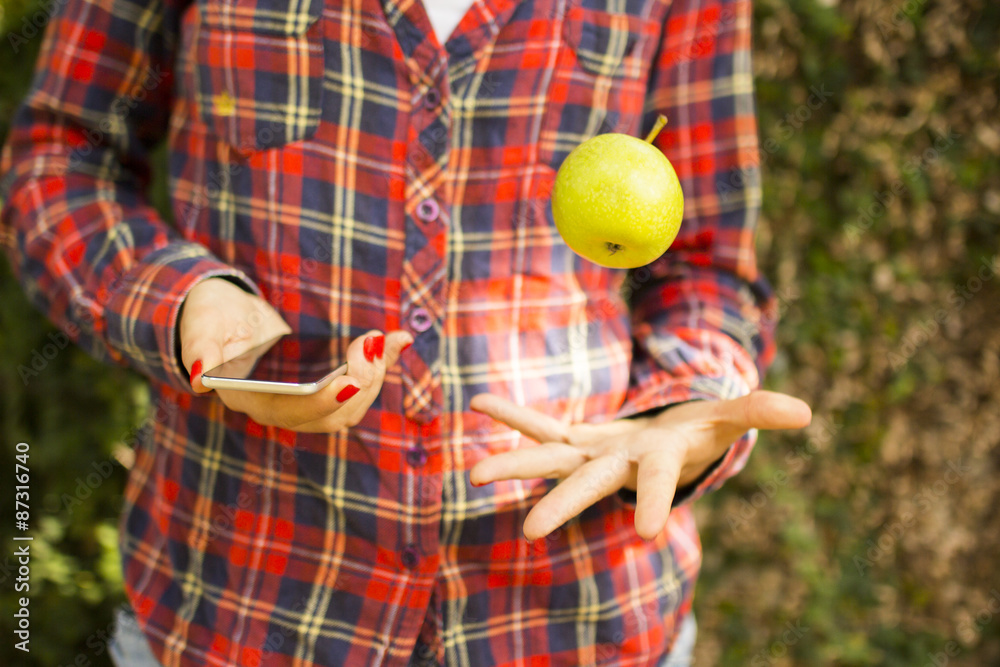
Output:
top-left (0, 0), bottom-right (810, 663)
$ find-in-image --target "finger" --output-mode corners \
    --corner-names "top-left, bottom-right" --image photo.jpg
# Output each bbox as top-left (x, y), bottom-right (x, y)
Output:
top-left (714, 390), bottom-right (812, 432)
top-left (343, 329), bottom-right (383, 385)
top-left (216, 372), bottom-right (363, 429)
top-left (328, 330), bottom-right (388, 426)
top-left (281, 378), bottom-right (376, 433)
top-left (522, 451), bottom-right (631, 540)
top-left (470, 394), bottom-right (570, 444)
top-left (633, 448), bottom-right (683, 540)
top-left (182, 331), bottom-right (227, 394)
top-left (566, 418), bottom-right (646, 449)
top-left (383, 330), bottom-right (414, 369)
top-left (180, 285), bottom-right (291, 393)
top-left (230, 330), bottom-right (389, 431)
top-left (470, 443), bottom-right (589, 485)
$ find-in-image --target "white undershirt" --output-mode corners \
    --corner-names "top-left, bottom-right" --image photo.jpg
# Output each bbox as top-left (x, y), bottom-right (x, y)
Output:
top-left (424, 0), bottom-right (471, 43)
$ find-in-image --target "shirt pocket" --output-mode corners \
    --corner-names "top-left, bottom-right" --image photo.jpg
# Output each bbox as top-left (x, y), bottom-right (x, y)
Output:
top-left (192, 0), bottom-right (325, 152)
top-left (541, 1), bottom-right (658, 169)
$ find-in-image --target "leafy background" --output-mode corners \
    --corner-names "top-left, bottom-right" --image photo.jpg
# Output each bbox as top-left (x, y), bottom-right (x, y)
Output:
top-left (1, 0), bottom-right (998, 665)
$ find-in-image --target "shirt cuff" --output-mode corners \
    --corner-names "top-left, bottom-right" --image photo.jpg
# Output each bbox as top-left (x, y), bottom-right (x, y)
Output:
top-left (101, 242), bottom-right (261, 391)
top-left (613, 370), bottom-right (756, 509)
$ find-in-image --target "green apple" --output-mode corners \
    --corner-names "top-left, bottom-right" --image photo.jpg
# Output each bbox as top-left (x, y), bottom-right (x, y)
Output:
top-left (551, 117), bottom-right (684, 269)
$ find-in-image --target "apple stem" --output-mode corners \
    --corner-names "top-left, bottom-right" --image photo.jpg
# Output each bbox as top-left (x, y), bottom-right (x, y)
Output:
top-left (644, 115), bottom-right (668, 144)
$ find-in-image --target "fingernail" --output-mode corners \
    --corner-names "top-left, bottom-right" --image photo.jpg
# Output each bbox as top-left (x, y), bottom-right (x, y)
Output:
top-left (363, 336), bottom-right (376, 361)
top-left (401, 341), bottom-right (412, 353)
top-left (189, 360), bottom-right (202, 386)
top-left (336, 384), bottom-right (360, 402)
top-left (373, 335), bottom-right (385, 359)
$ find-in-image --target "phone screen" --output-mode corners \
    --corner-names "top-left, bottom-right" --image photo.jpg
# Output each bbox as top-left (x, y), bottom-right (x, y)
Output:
top-left (201, 334), bottom-right (347, 393)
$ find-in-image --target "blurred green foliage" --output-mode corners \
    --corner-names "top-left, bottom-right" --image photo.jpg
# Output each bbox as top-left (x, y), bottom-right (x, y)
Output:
top-left (1, 2), bottom-right (149, 665)
top-left (1, 0), bottom-right (999, 665)
top-left (695, 1), bottom-right (1000, 666)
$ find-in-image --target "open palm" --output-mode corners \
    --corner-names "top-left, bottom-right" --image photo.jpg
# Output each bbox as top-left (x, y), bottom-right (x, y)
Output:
top-left (470, 391), bottom-right (812, 540)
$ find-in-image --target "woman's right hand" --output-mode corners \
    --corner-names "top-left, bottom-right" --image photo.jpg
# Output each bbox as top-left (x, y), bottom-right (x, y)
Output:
top-left (179, 277), bottom-right (412, 432)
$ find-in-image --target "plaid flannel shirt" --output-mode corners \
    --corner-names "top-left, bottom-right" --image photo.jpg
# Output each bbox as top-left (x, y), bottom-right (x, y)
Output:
top-left (0, 0), bottom-right (774, 663)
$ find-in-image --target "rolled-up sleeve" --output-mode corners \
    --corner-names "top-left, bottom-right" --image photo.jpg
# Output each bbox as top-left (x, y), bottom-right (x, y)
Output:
top-left (0, 0), bottom-right (259, 391)
top-left (616, 0), bottom-right (776, 506)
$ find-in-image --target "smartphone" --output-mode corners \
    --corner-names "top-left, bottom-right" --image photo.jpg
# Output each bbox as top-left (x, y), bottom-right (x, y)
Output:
top-left (200, 333), bottom-right (348, 395)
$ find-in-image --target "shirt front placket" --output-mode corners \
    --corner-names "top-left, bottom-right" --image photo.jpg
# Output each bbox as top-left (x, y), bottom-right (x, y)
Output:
top-left (378, 0), bottom-right (452, 427)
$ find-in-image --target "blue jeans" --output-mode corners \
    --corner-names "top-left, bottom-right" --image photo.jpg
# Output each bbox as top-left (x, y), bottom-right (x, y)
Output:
top-left (659, 613), bottom-right (697, 667)
top-left (109, 606), bottom-right (161, 667)
top-left (110, 605), bottom-right (696, 666)
top-left (406, 614), bottom-right (696, 666)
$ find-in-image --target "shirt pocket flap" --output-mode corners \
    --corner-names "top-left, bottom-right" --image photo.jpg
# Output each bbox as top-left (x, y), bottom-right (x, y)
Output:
top-left (192, 0), bottom-right (326, 152)
top-left (563, 4), bottom-right (649, 78)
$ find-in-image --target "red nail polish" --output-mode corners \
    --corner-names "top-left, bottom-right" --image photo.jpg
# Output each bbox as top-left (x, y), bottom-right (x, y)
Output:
top-left (336, 384), bottom-right (360, 402)
top-left (189, 360), bottom-right (202, 386)
top-left (363, 336), bottom-right (376, 362)
top-left (401, 341), bottom-right (412, 352)
top-left (373, 335), bottom-right (385, 359)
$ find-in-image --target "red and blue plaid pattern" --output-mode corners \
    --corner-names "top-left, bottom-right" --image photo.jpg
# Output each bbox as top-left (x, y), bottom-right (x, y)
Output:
top-left (1, 0), bottom-right (774, 663)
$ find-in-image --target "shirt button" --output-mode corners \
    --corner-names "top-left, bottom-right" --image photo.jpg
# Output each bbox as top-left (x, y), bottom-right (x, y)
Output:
top-left (416, 198), bottom-right (440, 222)
top-left (424, 88), bottom-right (441, 109)
top-left (409, 307), bottom-right (433, 333)
top-left (406, 445), bottom-right (428, 468)
top-left (401, 545), bottom-right (420, 569)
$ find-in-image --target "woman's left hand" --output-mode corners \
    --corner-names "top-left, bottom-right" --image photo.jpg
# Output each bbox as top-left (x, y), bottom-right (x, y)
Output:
top-left (469, 391), bottom-right (812, 540)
